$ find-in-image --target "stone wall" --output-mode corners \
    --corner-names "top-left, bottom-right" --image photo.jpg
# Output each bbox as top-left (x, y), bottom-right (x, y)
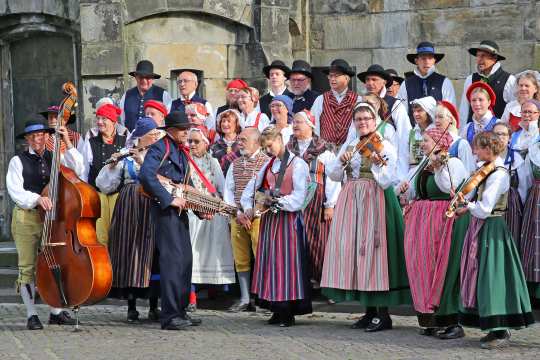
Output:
top-left (306, 0), bottom-right (540, 99)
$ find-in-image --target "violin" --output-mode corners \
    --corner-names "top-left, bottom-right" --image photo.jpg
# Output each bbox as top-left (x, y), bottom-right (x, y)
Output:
top-left (342, 132), bottom-right (387, 169)
top-left (425, 150), bottom-right (449, 172)
top-left (445, 161), bottom-right (497, 218)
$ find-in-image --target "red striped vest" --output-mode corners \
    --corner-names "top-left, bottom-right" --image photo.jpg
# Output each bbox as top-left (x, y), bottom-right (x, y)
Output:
top-left (232, 151), bottom-right (269, 207)
top-left (319, 90), bottom-right (358, 146)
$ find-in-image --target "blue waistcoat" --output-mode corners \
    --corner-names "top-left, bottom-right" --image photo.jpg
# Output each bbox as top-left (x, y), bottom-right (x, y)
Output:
top-left (123, 85), bottom-right (165, 132)
top-left (170, 95), bottom-right (207, 113)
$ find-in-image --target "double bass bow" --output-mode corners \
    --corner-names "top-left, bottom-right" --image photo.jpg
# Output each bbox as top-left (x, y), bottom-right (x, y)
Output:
top-left (36, 82), bottom-right (112, 327)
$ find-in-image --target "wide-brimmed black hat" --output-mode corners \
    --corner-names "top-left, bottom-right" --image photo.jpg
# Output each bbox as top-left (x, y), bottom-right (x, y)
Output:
top-left (357, 64), bottom-right (393, 87)
top-left (39, 103), bottom-right (76, 125)
top-left (290, 60), bottom-right (313, 79)
top-left (129, 60), bottom-right (161, 79)
top-left (322, 59), bottom-right (356, 77)
top-left (386, 68), bottom-right (404, 85)
top-left (468, 40), bottom-right (506, 61)
top-left (407, 42), bottom-right (445, 64)
top-left (159, 111), bottom-right (190, 130)
top-left (16, 120), bottom-right (55, 139)
top-left (263, 60), bottom-right (291, 79)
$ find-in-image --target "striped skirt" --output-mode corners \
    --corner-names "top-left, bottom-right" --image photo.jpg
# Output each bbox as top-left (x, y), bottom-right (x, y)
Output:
top-left (506, 186), bottom-right (523, 248)
top-left (321, 179), bottom-right (388, 291)
top-left (404, 200), bottom-right (455, 313)
top-left (109, 183), bottom-right (157, 292)
top-left (303, 183), bottom-right (331, 282)
top-left (520, 181), bottom-right (540, 283)
top-left (251, 210), bottom-right (310, 304)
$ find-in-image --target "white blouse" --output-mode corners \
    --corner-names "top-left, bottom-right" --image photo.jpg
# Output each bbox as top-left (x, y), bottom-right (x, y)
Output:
top-left (450, 132), bottom-right (476, 174)
top-left (466, 157), bottom-right (509, 219)
top-left (240, 109), bottom-right (270, 132)
top-left (328, 137), bottom-right (397, 190)
top-left (500, 100), bottom-right (521, 124)
top-left (240, 154), bottom-right (309, 212)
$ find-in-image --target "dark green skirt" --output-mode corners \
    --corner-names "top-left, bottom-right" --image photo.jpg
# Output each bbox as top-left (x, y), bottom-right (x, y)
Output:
top-left (459, 216), bottom-right (535, 331)
top-left (418, 213), bottom-right (470, 328)
top-left (323, 188), bottom-right (411, 307)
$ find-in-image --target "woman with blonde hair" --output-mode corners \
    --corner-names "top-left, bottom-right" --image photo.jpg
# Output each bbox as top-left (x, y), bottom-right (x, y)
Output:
top-left (237, 87), bottom-right (270, 132)
top-left (501, 70), bottom-right (540, 131)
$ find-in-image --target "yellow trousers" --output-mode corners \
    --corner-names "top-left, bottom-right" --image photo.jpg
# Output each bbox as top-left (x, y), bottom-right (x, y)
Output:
top-left (230, 218), bottom-right (260, 273)
top-left (11, 207), bottom-right (42, 287)
top-left (96, 192), bottom-right (119, 246)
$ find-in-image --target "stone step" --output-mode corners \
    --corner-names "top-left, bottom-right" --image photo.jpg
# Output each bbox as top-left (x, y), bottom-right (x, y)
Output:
top-left (0, 242), bottom-right (18, 268)
top-left (0, 267), bottom-right (18, 288)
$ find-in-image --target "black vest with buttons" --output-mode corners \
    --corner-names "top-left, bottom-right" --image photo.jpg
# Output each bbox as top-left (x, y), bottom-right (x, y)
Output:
top-left (19, 150), bottom-right (53, 194)
top-left (405, 72), bottom-right (446, 118)
top-left (468, 67), bottom-right (511, 122)
top-left (88, 133), bottom-right (127, 189)
top-left (123, 85), bottom-right (165, 132)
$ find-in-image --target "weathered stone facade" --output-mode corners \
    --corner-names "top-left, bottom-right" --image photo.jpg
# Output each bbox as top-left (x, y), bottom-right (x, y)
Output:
top-left (0, 0), bottom-right (539, 238)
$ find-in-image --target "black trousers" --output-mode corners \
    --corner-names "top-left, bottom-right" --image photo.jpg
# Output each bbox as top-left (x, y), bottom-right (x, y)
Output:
top-left (151, 205), bottom-right (192, 327)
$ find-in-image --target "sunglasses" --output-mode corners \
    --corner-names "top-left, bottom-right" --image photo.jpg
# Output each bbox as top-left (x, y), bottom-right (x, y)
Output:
top-left (188, 139), bottom-right (201, 145)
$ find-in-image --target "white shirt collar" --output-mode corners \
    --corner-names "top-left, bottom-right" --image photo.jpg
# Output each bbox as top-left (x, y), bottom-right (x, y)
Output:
top-left (331, 87), bottom-right (349, 99)
top-left (181, 91), bottom-right (196, 101)
top-left (414, 66), bottom-right (436, 79)
top-left (379, 87), bottom-right (387, 98)
top-left (269, 86), bottom-right (287, 97)
top-left (473, 110), bottom-right (494, 127)
top-left (478, 62), bottom-right (501, 77)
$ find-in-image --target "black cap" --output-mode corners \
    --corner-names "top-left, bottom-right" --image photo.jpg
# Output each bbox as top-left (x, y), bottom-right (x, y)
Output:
top-left (129, 60), bottom-right (161, 79)
top-left (160, 111), bottom-right (190, 130)
top-left (290, 59), bottom-right (313, 79)
top-left (263, 60), bottom-right (291, 79)
top-left (385, 68), bottom-right (404, 85)
top-left (322, 59), bottom-right (355, 77)
top-left (468, 40), bottom-right (506, 61)
top-left (406, 41), bottom-right (445, 64)
top-left (357, 64), bottom-right (393, 87)
top-left (16, 120), bottom-right (55, 139)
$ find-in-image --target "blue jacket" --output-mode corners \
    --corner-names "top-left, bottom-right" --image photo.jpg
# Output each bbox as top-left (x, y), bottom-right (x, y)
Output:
top-left (139, 136), bottom-right (189, 210)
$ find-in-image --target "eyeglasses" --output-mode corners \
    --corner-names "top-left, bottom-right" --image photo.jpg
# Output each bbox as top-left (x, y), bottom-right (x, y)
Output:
top-left (327, 73), bottom-right (345, 80)
top-left (522, 110), bottom-right (539, 115)
top-left (177, 79), bottom-right (194, 85)
top-left (188, 139), bottom-right (201, 144)
top-left (355, 117), bottom-right (374, 122)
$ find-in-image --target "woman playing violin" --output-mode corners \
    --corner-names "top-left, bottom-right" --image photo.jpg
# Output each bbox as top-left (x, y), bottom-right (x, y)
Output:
top-left (320, 103), bottom-right (410, 332)
top-left (455, 131), bottom-right (533, 349)
top-left (399, 127), bottom-right (470, 340)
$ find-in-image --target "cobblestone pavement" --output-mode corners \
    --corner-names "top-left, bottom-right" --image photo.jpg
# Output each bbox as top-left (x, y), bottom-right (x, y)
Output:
top-left (0, 304), bottom-right (539, 360)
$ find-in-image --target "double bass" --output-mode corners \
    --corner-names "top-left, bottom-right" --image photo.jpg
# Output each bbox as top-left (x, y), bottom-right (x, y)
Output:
top-left (36, 82), bottom-right (112, 319)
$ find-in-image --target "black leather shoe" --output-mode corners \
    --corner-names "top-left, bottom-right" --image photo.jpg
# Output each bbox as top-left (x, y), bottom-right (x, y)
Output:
top-left (267, 313), bottom-right (280, 325)
top-left (228, 301), bottom-right (256, 313)
top-left (148, 308), bottom-right (161, 322)
top-left (181, 313), bottom-right (202, 326)
top-left (27, 315), bottom-right (43, 330)
top-left (186, 303), bottom-right (197, 312)
top-left (365, 316), bottom-right (392, 332)
top-left (279, 315), bottom-right (295, 327)
top-left (49, 311), bottom-right (77, 325)
top-left (351, 314), bottom-right (375, 329)
top-left (419, 327), bottom-right (440, 336)
top-left (127, 309), bottom-right (139, 323)
top-left (162, 317), bottom-right (191, 330)
top-left (437, 325), bottom-right (465, 340)
top-left (480, 330), bottom-right (510, 349)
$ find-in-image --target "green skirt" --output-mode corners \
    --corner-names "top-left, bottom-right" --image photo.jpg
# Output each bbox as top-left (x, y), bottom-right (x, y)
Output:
top-left (323, 188), bottom-right (411, 307)
top-left (459, 216), bottom-right (535, 331)
top-left (418, 213), bottom-right (470, 328)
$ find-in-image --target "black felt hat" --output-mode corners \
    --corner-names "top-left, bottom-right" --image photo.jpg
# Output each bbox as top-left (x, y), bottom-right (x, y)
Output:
top-left (129, 60), bottom-right (161, 79)
top-left (385, 68), bottom-right (404, 85)
top-left (290, 59), bottom-right (313, 79)
top-left (160, 111), bottom-right (191, 130)
top-left (468, 40), bottom-right (506, 61)
top-left (16, 120), bottom-right (55, 139)
top-left (406, 42), bottom-right (445, 64)
top-left (357, 64), bottom-right (393, 87)
top-left (263, 60), bottom-right (291, 79)
top-left (39, 102), bottom-right (76, 125)
top-left (322, 59), bottom-right (356, 77)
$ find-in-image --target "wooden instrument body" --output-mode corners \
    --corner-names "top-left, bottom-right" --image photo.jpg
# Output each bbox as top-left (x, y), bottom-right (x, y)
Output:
top-left (36, 165), bottom-right (112, 308)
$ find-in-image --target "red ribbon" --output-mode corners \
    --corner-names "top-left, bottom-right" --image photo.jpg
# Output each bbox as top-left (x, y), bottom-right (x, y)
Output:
top-left (178, 144), bottom-right (217, 194)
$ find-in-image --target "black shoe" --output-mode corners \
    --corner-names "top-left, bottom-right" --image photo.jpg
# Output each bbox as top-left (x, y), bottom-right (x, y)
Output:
top-left (279, 315), bottom-right (295, 327)
top-left (228, 301), bottom-right (256, 313)
top-left (162, 317), bottom-right (191, 330)
top-left (181, 313), bottom-right (202, 326)
top-left (351, 314), bottom-right (375, 329)
top-left (49, 311), bottom-right (77, 325)
top-left (186, 303), bottom-right (197, 313)
top-left (437, 325), bottom-right (465, 340)
top-left (419, 327), bottom-right (440, 336)
top-left (480, 330), bottom-right (510, 349)
top-left (127, 309), bottom-right (140, 323)
top-left (27, 315), bottom-right (43, 330)
top-left (267, 313), bottom-right (281, 325)
top-left (365, 316), bottom-right (392, 332)
top-left (148, 308), bottom-right (161, 322)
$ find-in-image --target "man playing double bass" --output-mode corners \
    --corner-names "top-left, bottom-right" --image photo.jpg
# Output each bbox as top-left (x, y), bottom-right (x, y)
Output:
top-left (6, 121), bottom-right (85, 330)
top-left (139, 111), bottom-right (211, 330)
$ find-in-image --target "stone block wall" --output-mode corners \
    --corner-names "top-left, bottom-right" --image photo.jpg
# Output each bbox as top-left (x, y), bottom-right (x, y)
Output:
top-left (306, 0), bottom-right (539, 99)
